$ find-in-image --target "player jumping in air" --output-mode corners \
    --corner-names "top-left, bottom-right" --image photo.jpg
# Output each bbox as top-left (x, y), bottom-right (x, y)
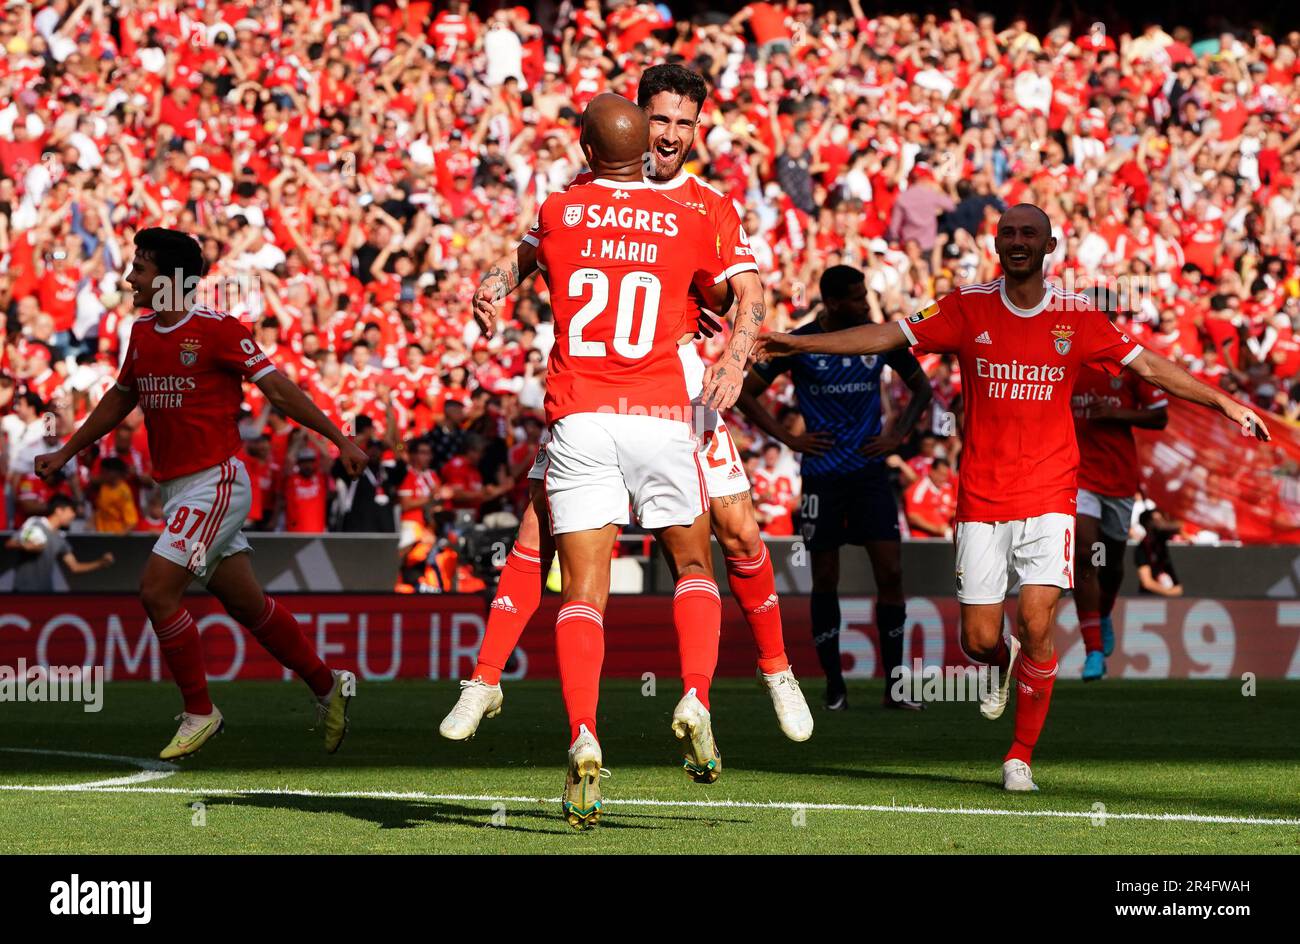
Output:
top-left (1071, 291), bottom-right (1168, 681)
top-left (529, 93), bottom-right (748, 827)
top-left (35, 228), bottom-right (369, 760)
top-left (441, 63), bottom-right (812, 744)
top-left (739, 265), bottom-right (933, 710)
top-left (756, 204), bottom-right (1268, 791)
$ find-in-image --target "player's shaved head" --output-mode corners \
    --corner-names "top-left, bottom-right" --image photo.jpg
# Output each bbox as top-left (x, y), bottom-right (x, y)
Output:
top-left (1002, 202), bottom-right (1052, 232)
top-left (580, 93), bottom-right (649, 177)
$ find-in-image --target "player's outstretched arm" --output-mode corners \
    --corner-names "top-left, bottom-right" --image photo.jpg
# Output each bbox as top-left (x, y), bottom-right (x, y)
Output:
top-left (34, 385), bottom-right (137, 481)
top-left (754, 321), bottom-right (910, 360)
top-left (1127, 348), bottom-right (1270, 441)
top-left (256, 370), bottom-right (369, 475)
top-left (473, 240), bottom-right (539, 338)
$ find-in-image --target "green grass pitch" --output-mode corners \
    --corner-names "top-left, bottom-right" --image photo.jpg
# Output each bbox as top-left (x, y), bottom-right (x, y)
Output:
top-left (2, 679), bottom-right (1297, 853)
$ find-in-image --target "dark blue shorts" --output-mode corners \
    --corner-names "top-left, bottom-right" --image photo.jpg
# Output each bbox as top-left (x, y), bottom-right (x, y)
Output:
top-left (799, 465), bottom-right (900, 551)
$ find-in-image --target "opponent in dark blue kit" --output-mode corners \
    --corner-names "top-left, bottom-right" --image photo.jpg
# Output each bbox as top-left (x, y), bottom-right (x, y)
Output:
top-left (740, 266), bottom-right (932, 709)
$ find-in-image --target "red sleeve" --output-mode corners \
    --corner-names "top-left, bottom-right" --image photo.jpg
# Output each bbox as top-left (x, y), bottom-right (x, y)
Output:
top-left (214, 316), bottom-right (276, 381)
top-left (520, 192), bottom-right (556, 251)
top-left (710, 194), bottom-right (759, 284)
top-left (899, 292), bottom-right (963, 355)
top-left (1082, 311), bottom-right (1143, 376)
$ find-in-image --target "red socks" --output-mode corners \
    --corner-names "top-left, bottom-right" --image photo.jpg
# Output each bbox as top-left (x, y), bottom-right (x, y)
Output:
top-left (473, 543), bottom-right (546, 685)
top-left (1005, 651), bottom-right (1058, 765)
top-left (248, 595), bottom-right (334, 697)
top-left (154, 609), bottom-right (213, 716)
top-left (674, 575), bottom-right (721, 710)
top-left (725, 547), bottom-right (789, 675)
top-left (556, 602), bottom-right (604, 743)
top-left (1078, 609), bottom-right (1102, 654)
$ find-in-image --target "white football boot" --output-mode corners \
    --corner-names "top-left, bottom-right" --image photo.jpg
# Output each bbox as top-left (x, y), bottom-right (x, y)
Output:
top-left (979, 635), bottom-right (1021, 721)
top-left (1002, 758), bottom-right (1039, 792)
top-left (562, 724), bottom-right (606, 829)
top-left (671, 689), bottom-right (722, 783)
top-left (439, 678), bottom-right (504, 740)
top-left (760, 668), bottom-right (814, 742)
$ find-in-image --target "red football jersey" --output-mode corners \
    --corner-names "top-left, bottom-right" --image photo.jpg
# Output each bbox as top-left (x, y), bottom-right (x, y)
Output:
top-left (901, 279), bottom-right (1143, 522)
top-left (115, 306), bottom-right (275, 482)
top-left (524, 178), bottom-right (723, 425)
top-left (1072, 365), bottom-right (1167, 498)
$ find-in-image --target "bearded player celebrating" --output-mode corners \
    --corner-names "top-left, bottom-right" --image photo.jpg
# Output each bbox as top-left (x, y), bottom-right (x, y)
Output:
top-left (756, 204), bottom-right (1268, 792)
top-left (35, 228), bottom-right (368, 760)
top-left (440, 64), bottom-right (812, 744)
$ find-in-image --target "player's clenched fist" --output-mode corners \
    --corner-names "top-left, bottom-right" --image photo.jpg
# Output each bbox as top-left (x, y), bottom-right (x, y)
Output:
top-left (34, 450), bottom-right (68, 481)
top-left (337, 440), bottom-right (370, 477)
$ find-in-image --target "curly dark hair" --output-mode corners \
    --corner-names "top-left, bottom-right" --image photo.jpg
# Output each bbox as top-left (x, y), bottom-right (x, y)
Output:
top-left (636, 63), bottom-right (709, 111)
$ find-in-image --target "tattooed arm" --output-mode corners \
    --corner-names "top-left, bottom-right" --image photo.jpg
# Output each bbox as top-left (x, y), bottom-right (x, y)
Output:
top-left (473, 241), bottom-right (539, 338)
top-left (700, 270), bottom-right (765, 411)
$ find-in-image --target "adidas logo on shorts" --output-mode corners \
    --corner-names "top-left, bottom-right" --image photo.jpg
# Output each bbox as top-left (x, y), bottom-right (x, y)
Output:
top-left (170, 539), bottom-right (187, 552)
top-left (491, 595), bottom-right (518, 613)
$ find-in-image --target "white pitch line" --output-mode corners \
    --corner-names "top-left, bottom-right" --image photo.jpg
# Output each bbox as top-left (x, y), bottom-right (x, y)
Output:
top-left (0, 748), bottom-right (179, 790)
top-left (0, 780), bottom-right (1295, 827)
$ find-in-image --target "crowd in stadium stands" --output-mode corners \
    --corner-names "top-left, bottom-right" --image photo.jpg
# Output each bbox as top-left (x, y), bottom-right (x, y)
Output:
top-left (2, 0), bottom-right (1299, 585)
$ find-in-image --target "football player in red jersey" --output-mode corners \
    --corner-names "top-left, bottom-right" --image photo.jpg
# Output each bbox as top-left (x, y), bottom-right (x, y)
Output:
top-left (522, 94), bottom-right (746, 828)
top-left (35, 228), bottom-right (368, 761)
top-left (1071, 299), bottom-right (1169, 682)
top-left (442, 63), bottom-right (812, 748)
top-left (758, 204), bottom-right (1268, 792)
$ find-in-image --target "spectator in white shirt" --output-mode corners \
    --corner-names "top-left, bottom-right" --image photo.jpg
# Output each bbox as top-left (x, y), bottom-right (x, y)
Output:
top-left (1014, 55), bottom-right (1053, 114)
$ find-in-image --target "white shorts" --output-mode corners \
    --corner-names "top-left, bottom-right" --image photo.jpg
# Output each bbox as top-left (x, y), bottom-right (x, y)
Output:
top-left (954, 512), bottom-right (1074, 605)
top-left (152, 457), bottom-right (253, 584)
top-left (1076, 489), bottom-right (1135, 544)
top-left (678, 343), bottom-right (751, 499)
top-left (544, 412), bottom-right (707, 534)
top-left (528, 345), bottom-right (752, 502)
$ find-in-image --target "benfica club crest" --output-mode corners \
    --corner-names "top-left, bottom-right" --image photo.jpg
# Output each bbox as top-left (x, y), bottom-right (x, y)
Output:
top-left (179, 340), bottom-right (201, 367)
top-left (563, 204), bottom-right (584, 226)
top-left (1051, 326), bottom-right (1074, 356)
